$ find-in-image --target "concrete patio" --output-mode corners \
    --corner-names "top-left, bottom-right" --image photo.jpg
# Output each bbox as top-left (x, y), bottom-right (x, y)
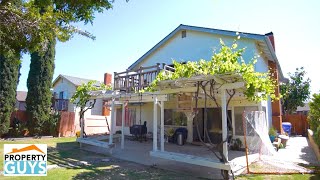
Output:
top-left (82, 138), bottom-right (256, 179)
top-left (81, 136), bottom-right (319, 179)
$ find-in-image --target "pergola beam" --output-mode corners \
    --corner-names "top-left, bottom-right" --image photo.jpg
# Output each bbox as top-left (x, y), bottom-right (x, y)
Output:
top-left (157, 82), bottom-right (244, 94)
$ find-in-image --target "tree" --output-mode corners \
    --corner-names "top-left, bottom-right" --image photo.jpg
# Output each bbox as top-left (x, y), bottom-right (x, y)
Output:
top-left (308, 93), bottom-right (320, 146)
top-left (0, 0), bottom-right (26, 136)
top-left (70, 81), bottom-right (111, 138)
top-left (26, 40), bottom-right (56, 135)
top-left (280, 67), bottom-right (311, 114)
top-left (0, 51), bottom-right (21, 136)
top-left (25, 0), bottom-right (113, 135)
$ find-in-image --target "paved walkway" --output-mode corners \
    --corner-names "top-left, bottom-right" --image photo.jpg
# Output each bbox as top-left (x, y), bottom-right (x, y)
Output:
top-left (277, 136), bottom-right (319, 165)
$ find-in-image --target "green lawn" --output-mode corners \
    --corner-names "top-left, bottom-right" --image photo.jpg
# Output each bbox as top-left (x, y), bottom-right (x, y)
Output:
top-left (236, 173), bottom-right (320, 180)
top-left (0, 137), bottom-right (194, 180)
top-left (1, 137), bottom-right (319, 180)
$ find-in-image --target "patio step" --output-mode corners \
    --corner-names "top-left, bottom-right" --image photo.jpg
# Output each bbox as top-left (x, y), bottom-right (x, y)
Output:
top-left (77, 138), bottom-right (115, 149)
top-left (150, 151), bottom-right (231, 170)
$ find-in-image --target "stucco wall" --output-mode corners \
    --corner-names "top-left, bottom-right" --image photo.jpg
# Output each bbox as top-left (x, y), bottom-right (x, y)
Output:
top-left (115, 96), bottom-right (268, 138)
top-left (134, 30), bottom-right (268, 74)
top-left (115, 102), bottom-right (160, 136)
top-left (53, 78), bottom-right (77, 99)
top-left (124, 30), bottom-right (272, 137)
top-left (53, 77), bottom-right (103, 115)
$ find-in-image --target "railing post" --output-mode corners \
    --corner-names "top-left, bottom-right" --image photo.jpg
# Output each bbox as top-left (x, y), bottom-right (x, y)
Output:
top-left (138, 66), bottom-right (142, 91)
top-left (125, 69), bottom-right (129, 93)
top-left (141, 67), bottom-right (144, 89)
top-left (156, 63), bottom-right (161, 74)
top-left (113, 72), bottom-right (117, 90)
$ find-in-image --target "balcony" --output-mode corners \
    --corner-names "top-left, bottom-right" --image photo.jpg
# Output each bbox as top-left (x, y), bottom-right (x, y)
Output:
top-left (114, 63), bottom-right (175, 93)
top-left (53, 99), bottom-right (69, 111)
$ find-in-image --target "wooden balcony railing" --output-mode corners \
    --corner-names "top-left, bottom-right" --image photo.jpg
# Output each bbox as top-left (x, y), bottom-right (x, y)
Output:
top-left (114, 63), bottom-right (175, 93)
top-left (53, 99), bottom-right (69, 111)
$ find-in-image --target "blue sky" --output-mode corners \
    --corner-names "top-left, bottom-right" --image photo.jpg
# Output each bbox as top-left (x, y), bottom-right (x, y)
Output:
top-left (18, 0), bottom-right (320, 94)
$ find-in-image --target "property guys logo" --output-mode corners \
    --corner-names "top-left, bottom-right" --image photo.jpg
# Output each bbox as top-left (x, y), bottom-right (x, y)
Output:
top-left (3, 144), bottom-right (47, 176)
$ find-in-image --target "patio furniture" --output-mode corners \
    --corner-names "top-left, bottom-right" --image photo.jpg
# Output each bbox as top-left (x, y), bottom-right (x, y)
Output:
top-left (130, 121), bottom-right (147, 142)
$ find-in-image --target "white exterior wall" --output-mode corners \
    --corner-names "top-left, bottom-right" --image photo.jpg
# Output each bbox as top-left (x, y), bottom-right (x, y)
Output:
top-left (134, 30), bottom-right (268, 74)
top-left (53, 78), bottom-right (77, 99)
top-left (115, 102), bottom-right (160, 136)
top-left (53, 77), bottom-right (103, 115)
top-left (91, 99), bottom-right (103, 116)
top-left (126, 30), bottom-right (272, 139)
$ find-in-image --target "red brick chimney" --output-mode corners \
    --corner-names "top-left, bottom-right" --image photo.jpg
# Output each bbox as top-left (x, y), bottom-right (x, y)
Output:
top-left (104, 73), bottom-right (112, 86)
top-left (102, 73), bottom-right (112, 117)
top-left (265, 32), bottom-right (275, 51)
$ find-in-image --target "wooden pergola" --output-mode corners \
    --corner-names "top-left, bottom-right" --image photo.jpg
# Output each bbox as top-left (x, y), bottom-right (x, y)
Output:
top-left (84, 73), bottom-right (247, 171)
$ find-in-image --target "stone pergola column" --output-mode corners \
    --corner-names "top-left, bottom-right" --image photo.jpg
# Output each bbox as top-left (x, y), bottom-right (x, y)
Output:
top-left (121, 102), bottom-right (125, 149)
top-left (221, 89), bottom-right (228, 161)
top-left (184, 112), bottom-right (195, 143)
top-left (109, 97), bottom-right (115, 145)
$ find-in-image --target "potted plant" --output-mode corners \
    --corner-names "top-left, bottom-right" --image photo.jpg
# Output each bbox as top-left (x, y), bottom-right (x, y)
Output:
top-left (269, 127), bottom-right (277, 143)
top-left (230, 138), bottom-right (243, 151)
top-left (166, 128), bottom-right (175, 143)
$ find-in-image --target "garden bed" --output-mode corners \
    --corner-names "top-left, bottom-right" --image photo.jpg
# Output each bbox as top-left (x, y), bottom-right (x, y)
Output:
top-left (308, 129), bottom-right (320, 161)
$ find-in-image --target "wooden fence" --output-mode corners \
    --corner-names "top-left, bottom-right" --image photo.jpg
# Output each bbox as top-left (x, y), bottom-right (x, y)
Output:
top-left (10, 110), bottom-right (76, 137)
top-left (283, 114), bottom-right (308, 135)
top-left (10, 111), bottom-right (28, 123)
top-left (58, 111), bottom-right (75, 137)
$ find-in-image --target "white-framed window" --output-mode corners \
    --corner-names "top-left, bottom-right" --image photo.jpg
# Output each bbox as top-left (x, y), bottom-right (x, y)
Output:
top-left (116, 108), bottom-right (136, 127)
top-left (164, 109), bottom-right (187, 126)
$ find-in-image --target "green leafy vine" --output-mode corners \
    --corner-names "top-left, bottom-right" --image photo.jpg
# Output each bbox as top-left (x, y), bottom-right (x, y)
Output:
top-left (145, 40), bottom-right (278, 102)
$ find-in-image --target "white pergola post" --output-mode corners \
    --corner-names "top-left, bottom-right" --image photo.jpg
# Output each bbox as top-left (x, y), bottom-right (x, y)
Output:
top-left (109, 98), bottom-right (115, 145)
top-left (121, 103), bottom-right (125, 149)
top-left (160, 101), bottom-right (164, 152)
top-left (153, 97), bottom-right (158, 152)
top-left (221, 89), bottom-right (228, 161)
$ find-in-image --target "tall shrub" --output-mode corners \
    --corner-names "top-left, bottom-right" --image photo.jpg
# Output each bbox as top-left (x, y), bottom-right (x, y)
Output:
top-left (308, 93), bottom-right (320, 146)
top-left (0, 51), bottom-right (21, 136)
top-left (26, 40), bottom-right (55, 135)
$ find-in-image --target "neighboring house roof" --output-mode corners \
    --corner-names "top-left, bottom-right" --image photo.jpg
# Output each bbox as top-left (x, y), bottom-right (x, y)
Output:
top-left (296, 103), bottom-right (310, 112)
top-left (16, 91), bottom-right (27, 102)
top-left (52, 74), bottom-right (101, 87)
top-left (127, 24), bottom-right (285, 81)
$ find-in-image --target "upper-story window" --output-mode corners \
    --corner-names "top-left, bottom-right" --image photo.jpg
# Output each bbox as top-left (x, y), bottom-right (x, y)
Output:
top-left (59, 91), bottom-right (64, 99)
top-left (181, 30), bottom-right (186, 38)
